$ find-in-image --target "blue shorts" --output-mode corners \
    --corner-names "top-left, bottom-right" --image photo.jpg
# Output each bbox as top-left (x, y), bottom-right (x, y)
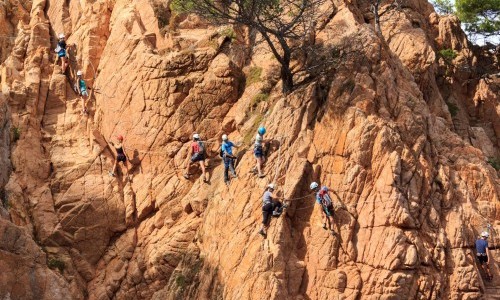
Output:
top-left (81, 90), bottom-right (89, 97)
top-left (254, 146), bottom-right (263, 158)
top-left (58, 49), bottom-right (66, 58)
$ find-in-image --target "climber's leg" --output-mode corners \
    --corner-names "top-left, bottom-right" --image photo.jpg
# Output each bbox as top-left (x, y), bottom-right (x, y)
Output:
top-left (199, 160), bottom-right (208, 182)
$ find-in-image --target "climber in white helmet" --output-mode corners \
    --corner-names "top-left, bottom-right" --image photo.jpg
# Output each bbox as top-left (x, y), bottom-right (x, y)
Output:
top-left (259, 183), bottom-right (287, 238)
top-left (54, 33), bottom-right (68, 74)
top-left (183, 133), bottom-right (208, 183)
top-left (76, 70), bottom-right (89, 115)
top-left (476, 231), bottom-right (493, 281)
top-left (310, 181), bottom-right (335, 236)
top-left (220, 134), bottom-right (240, 186)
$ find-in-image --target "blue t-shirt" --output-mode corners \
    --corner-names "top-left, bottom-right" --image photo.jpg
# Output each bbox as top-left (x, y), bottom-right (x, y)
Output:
top-left (79, 79), bottom-right (87, 92)
top-left (476, 239), bottom-right (488, 254)
top-left (221, 141), bottom-right (235, 156)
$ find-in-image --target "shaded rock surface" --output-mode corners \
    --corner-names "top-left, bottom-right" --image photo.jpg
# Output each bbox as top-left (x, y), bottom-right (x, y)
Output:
top-left (0, 0), bottom-right (499, 299)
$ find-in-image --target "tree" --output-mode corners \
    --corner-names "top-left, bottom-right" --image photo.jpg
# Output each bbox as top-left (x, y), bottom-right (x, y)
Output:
top-left (370, 0), bottom-right (382, 35)
top-left (171, 0), bottom-right (327, 94)
top-left (456, 0), bottom-right (500, 40)
top-left (432, 0), bottom-right (455, 15)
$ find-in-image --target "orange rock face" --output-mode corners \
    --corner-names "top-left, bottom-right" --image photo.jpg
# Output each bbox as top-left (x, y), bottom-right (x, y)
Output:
top-left (0, 0), bottom-right (499, 299)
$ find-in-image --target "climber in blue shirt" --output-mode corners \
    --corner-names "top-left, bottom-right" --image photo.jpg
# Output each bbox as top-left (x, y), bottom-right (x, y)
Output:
top-left (220, 134), bottom-right (239, 185)
top-left (476, 231), bottom-right (493, 281)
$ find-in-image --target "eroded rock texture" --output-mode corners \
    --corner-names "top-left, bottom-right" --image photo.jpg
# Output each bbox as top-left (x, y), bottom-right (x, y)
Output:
top-left (0, 0), bottom-right (499, 299)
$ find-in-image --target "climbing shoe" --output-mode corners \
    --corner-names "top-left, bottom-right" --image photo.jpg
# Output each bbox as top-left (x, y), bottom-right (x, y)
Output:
top-left (258, 173), bottom-right (265, 178)
top-left (258, 229), bottom-right (267, 238)
top-left (331, 230), bottom-right (336, 237)
top-left (108, 171), bottom-right (115, 177)
top-left (282, 204), bottom-right (289, 209)
top-left (322, 223), bottom-right (327, 230)
top-left (183, 174), bottom-right (190, 179)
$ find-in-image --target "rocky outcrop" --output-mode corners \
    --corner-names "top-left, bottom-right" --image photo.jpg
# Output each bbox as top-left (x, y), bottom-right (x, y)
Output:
top-left (0, 0), bottom-right (498, 299)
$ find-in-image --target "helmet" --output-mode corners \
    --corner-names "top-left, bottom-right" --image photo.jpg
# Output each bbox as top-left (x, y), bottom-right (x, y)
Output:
top-left (267, 183), bottom-right (276, 190)
top-left (481, 231), bottom-right (489, 238)
top-left (59, 33), bottom-right (65, 39)
top-left (310, 182), bottom-right (319, 190)
top-left (256, 134), bottom-right (263, 142)
top-left (258, 126), bottom-right (266, 135)
top-left (193, 133), bottom-right (200, 140)
top-left (77, 70), bottom-right (83, 76)
top-left (222, 134), bottom-right (228, 141)
top-left (116, 135), bottom-right (124, 141)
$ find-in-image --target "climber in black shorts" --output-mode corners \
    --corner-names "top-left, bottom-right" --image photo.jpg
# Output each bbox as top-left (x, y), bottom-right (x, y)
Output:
top-left (109, 135), bottom-right (131, 180)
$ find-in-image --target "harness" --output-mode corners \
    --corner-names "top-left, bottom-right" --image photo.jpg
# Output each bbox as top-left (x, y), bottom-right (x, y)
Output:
top-left (318, 188), bottom-right (332, 208)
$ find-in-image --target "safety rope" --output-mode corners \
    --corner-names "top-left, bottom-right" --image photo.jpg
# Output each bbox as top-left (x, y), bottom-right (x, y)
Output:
top-left (272, 136), bottom-right (285, 185)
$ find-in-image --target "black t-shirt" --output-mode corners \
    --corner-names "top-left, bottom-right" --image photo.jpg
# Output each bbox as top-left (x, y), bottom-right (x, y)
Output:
top-left (58, 40), bottom-right (67, 49)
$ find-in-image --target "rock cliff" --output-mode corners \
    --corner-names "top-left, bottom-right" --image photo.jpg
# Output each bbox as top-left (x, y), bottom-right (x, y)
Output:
top-left (0, 0), bottom-right (499, 299)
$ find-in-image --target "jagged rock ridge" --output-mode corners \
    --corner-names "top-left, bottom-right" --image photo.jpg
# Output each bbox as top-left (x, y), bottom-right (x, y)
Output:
top-left (0, 0), bottom-right (499, 299)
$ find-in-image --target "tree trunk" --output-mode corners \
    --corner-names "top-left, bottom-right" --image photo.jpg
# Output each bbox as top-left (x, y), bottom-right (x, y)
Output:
top-left (372, 1), bottom-right (382, 36)
top-left (280, 52), bottom-right (293, 94)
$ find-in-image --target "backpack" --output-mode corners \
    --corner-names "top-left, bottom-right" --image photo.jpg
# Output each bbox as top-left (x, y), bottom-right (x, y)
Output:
top-left (318, 188), bottom-right (332, 207)
top-left (197, 141), bottom-right (205, 154)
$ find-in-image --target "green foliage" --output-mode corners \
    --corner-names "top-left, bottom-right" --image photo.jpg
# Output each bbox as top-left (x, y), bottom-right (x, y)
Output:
top-left (47, 258), bottom-right (65, 273)
top-left (487, 157), bottom-right (500, 171)
top-left (251, 93), bottom-right (270, 109)
top-left (456, 0), bottom-right (500, 38)
top-left (243, 114), bottom-right (264, 147)
top-left (175, 274), bottom-right (186, 287)
top-left (246, 67), bottom-right (263, 87)
top-left (439, 49), bottom-right (458, 62)
top-left (219, 27), bottom-right (236, 40)
top-left (432, 0), bottom-right (455, 14)
top-left (446, 101), bottom-right (459, 117)
top-left (11, 126), bottom-right (20, 142)
top-left (170, 0), bottom-right (194, 13)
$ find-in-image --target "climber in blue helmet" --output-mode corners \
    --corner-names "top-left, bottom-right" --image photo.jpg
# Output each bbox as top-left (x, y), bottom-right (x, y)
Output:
top-left (253, 126), bottom-right (267, 178)
top-left (311, 182), bottom-right (335, 236)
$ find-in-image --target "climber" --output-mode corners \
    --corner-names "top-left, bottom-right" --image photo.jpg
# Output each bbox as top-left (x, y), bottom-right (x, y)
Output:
top-left (310, 182), bottom-right (335, 236)
top-left (476, 231), bottom-right (493, 281)
top-left (220, 134), bottom-right (239, 185)
top-left (183, 133), bottom-right (208, 183)
top-left (253, 126), bottom-right (267, 178)
top-left (54, 33), bottom-right (68, 74)
top-left (259, 183), bottom-right (287, 238)
top-left (76, 70), bottom-right (89, 115)
top-left (109, 135), bottom-right (131, 179)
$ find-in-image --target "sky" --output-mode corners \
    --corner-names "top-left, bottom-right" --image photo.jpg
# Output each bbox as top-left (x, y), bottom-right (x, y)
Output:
top-left (430, 0), bottom-right (500, 46)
